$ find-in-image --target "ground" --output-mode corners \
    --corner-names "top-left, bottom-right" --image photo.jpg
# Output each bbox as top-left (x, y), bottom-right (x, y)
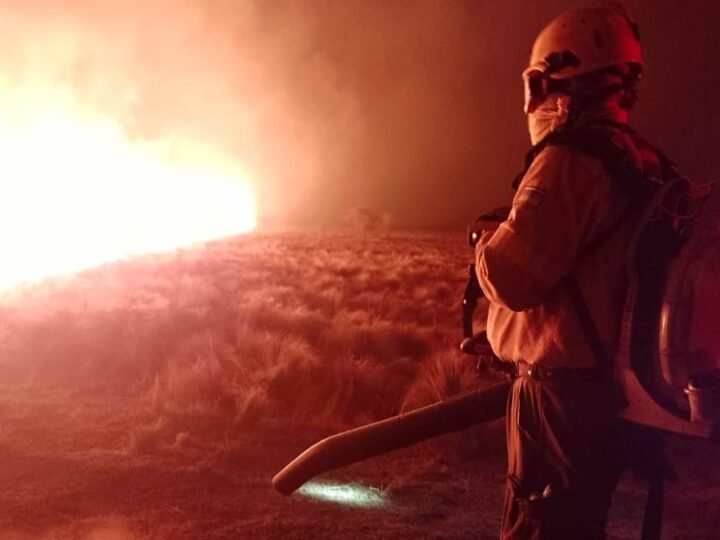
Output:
top-left (1, 232), bottom-right (719, 539)
top-left (2, 383), bottom-right (719, 539)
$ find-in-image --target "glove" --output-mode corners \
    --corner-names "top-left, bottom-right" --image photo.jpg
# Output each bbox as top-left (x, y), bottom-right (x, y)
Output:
top-left (468, 206), bottom-right (511, 247)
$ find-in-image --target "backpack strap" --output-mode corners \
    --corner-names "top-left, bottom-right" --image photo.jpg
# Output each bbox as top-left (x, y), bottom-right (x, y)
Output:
top-left (563, 276), bottom-right (614, 368)
top-left (527, 124), bottom-right (648, 367)
top-left (512, 119), bottom-right (647, 193)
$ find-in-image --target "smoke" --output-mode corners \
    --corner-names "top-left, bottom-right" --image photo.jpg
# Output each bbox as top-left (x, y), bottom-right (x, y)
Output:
top-left (0, 0), bottom-right (517, 228)
top-left (2, 1), bottom-right (714, 229)
top-left (0, 0), bottom-right (352, 226)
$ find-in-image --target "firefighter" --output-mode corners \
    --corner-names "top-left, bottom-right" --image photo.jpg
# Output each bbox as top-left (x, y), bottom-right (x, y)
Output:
top-left (474, 4), bottom-right (663, 539)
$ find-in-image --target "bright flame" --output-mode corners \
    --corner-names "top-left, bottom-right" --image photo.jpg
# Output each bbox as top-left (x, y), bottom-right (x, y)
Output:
top-left (0, 80), bottom-right (256, 290)
top-left (297, 482), bottom-right (391, 509)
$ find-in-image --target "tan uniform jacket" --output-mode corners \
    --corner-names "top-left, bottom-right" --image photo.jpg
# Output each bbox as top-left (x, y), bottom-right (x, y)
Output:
top-left (475, 122), bottom-right (659, 368)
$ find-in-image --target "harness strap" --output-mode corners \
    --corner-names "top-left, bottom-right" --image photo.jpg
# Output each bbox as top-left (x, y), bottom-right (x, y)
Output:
top-left (547, 125), bottom-right (645, 367)
top-left (564, 276), bottom-right (613, 367)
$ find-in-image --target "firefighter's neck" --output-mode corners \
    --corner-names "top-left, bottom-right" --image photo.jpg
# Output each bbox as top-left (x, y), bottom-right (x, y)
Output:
top-left (573, 97), bottom-right (629, 126)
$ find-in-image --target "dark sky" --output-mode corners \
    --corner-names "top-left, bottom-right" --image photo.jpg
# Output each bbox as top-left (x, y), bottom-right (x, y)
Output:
top-left (3, 0), bottom-right (719, 229)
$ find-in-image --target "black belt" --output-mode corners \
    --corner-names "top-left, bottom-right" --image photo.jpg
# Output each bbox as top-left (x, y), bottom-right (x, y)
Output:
top-left (512, 360), bottom-right (607, 381)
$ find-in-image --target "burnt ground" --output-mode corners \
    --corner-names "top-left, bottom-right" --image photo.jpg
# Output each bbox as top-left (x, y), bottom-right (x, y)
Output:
top-left (1, 385), bottom-right (719, 540)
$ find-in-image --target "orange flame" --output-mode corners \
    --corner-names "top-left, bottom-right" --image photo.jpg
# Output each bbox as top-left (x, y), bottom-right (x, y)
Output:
top-left (0, 79), bottom-right (256, 290)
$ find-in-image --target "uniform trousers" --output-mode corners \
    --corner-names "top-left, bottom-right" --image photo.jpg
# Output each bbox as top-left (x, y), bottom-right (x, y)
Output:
top-left (500, 373), bottom-right (620, 540)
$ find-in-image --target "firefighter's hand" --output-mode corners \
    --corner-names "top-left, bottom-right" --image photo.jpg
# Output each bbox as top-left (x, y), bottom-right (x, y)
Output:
top-left (468, 206), bottom-right (511, 247)
top-left (460, 332), bottom-right (494, 356)
top-left (475, 206), bottom-right (511, 230)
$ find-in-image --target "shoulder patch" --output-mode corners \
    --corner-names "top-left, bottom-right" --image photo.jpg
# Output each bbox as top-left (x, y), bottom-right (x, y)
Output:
top-left (515, 186), bottom-right (547, 210)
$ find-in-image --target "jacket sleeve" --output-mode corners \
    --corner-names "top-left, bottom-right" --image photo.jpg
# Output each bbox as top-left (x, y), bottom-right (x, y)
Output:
top-left (475, 145), bottom-right (611, 311)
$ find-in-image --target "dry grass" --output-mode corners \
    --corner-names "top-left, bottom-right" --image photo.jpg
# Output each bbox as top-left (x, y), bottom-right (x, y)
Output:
top-left (3, 231), bottom-right (718, 539)
top-left (0, 230), bottom-right (476, 451)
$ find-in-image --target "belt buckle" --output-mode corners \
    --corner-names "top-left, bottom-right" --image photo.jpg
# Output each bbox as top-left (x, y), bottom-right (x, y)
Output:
top-left (515, 361), bottom-right (536, 379)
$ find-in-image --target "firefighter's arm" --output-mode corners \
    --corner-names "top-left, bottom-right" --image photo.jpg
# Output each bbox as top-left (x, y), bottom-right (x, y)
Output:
top-left (475, 145), bottom-right (610, 311)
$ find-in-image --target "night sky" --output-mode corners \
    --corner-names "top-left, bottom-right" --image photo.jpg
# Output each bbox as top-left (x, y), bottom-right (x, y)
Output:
top-left (3, 0), bottom-right (719, 230)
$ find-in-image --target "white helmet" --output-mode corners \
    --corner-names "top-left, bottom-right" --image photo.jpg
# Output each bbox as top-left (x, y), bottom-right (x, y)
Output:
top-left (523, 3), bottom-right (643, 113)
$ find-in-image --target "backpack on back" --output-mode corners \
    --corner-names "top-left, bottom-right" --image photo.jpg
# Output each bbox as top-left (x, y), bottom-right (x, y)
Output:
top-left (542, 124), bottom-right (720, 438)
